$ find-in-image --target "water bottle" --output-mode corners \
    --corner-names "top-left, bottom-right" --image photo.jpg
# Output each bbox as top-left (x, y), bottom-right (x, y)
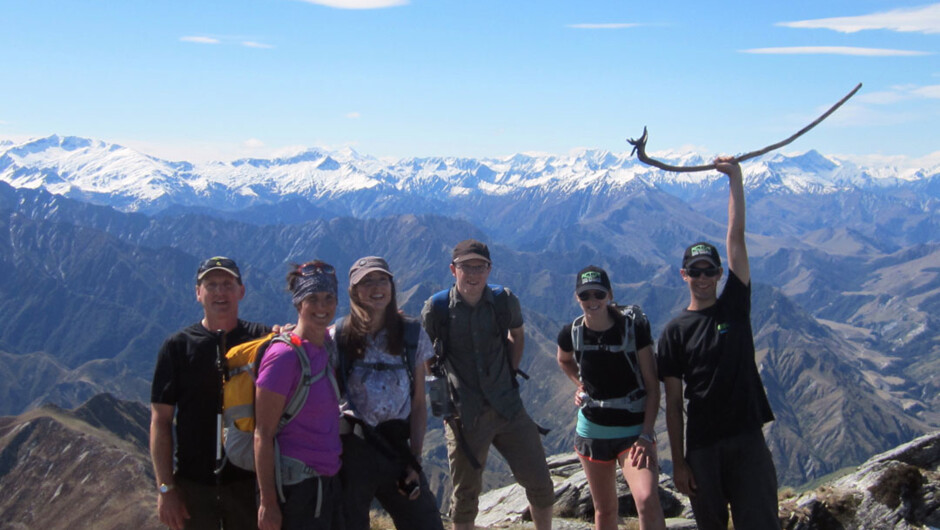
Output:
top-left (426, 372), bottom-right (453, 418)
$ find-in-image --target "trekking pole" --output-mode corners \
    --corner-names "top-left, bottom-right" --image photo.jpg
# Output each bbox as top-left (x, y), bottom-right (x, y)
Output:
top-left (215, 330), bottom-right (228, 473)
top-left (214, 329), bottom-right (227, 530)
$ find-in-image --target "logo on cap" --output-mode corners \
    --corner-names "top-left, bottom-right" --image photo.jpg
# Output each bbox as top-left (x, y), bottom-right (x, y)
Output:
top-left (690, 244), bottom-right (711, 257)
top-left (581, 271), bottom-right (602, 283)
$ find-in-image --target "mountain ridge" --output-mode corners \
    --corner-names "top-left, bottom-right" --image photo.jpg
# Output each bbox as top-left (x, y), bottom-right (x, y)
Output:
top-left (2, 135), bottom-right (937, 217)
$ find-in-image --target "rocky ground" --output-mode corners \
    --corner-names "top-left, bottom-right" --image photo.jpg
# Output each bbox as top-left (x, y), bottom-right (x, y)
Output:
top-left (473, 431), bottom-right (940, 529)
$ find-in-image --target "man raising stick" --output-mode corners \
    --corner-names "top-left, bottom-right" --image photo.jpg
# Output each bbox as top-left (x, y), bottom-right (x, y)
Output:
top-left (656, 157), bottom-right (778, 529)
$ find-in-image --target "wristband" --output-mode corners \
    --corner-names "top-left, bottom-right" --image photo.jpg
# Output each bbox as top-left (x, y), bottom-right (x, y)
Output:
top-left (638, 432), bottom-right (656, 444)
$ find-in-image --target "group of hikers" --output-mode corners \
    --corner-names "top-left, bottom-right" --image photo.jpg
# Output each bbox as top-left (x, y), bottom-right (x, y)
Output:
top-left (149, 157), bottom-right (780, 530)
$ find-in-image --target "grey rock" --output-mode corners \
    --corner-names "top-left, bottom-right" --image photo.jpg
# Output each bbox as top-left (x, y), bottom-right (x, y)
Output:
top-left (476, 452), bottom-right (692, 527)
top-left (781, 430), bottom-right (940, 530)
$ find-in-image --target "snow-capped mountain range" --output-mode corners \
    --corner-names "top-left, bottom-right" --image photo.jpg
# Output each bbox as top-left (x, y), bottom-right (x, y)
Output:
top-left (1, 135), bottom-right (937, 214)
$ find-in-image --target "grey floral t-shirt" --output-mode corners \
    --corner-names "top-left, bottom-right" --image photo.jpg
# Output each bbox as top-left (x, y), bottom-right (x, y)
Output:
top-left (330, 326), bottom-right (434, 427)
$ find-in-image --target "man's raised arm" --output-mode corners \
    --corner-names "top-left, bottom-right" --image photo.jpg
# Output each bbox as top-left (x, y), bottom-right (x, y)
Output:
top-left (715, 156), bottom-right (749, 285)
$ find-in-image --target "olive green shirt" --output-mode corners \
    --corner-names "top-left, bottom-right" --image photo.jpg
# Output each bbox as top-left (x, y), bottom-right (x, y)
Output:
top-left (421, 285), bottom-right (524, 425)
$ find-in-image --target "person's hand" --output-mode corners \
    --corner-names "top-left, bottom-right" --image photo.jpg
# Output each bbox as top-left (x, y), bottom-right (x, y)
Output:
top-left (672, 458), bottom-right (698, 497)
top-left (258, 499), bottom-right (283, 530)
top-left (629, 437), bottom-right (657, 470)
top-left (271, 323), bottom-right (295, 335)
top-left (398, 467), bottom-right (421, 500)
top-left (574, 385), bottom-right (585, 406)
top-left (713, 155), bottom-right (742, 180)
top-left (157, 488), bottom-right (189, 530)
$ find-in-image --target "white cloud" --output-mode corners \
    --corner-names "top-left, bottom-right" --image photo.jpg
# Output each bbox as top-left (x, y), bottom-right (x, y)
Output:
top-left (297, 0), bottom-right (407, 9)
top-left (820, 103), bottom-right (922, 128)
top-left (346, 112), bottom-right (362, 119)
top-left (778, 4), bottom-right (940, 34)
top-left (913, 84), bottom-right (940, 98)
top-left (857, 90), bottom-right (913, 105)
top-left (242, 41), bottom-right (274, 49)
top-left (568, 23), bottom-right (641, 29)
top-left (243, 138), bottom-right (265, 149)
top-left (180, 36), bottom-right (221, 44)
top-left (857, 84), bottom-right (940, 104)
top-left (742, 46), bottom-right (930, 56)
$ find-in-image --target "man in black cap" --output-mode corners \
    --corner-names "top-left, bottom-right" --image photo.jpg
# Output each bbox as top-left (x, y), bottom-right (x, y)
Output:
top-left (421, 240), bottom-right (554, 530)
top-left (150, 256), bottom-right (270, 530)
top-left (656, 157), bottom-right (778, 529)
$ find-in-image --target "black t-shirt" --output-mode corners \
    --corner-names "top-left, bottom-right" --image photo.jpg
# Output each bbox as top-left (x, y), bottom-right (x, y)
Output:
top-left (656, 271), bottom-right (774, 450)
top-left (151, 320), bottom-right (270, 484)
top-left (557, 308), bottom-right (653, 427)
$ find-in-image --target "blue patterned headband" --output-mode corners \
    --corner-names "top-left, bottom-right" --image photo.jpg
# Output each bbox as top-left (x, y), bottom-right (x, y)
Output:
top-left (291, 263), bottom-right (337, 306)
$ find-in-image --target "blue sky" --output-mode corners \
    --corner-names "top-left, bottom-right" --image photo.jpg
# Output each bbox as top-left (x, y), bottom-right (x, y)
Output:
top-left (1, 0), bottom-right (938, 162)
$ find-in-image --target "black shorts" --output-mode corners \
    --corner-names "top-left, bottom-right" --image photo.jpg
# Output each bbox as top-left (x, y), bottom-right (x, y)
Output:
top-left (574, 434), bottom-right (639, 463)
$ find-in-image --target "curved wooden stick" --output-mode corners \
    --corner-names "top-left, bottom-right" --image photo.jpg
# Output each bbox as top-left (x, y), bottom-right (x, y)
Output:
top-left (627, 82), bottom-right (862, 173)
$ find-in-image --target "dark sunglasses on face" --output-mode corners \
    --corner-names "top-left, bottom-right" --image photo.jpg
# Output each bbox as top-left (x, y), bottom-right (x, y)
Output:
top-left (299, 262), bottom-right (336, 276)
top-left (577, 290), bottom-right (608, 301)
top-left (685, 267), bottom-right (721, 278)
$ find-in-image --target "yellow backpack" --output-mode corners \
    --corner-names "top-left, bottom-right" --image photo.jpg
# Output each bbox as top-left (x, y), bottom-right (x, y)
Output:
top-left (221, 332), bottom-right (337, 472)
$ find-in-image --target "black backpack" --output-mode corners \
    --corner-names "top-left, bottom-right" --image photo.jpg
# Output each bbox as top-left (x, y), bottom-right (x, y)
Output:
top-left (570, 304), bottom-right (648, 413)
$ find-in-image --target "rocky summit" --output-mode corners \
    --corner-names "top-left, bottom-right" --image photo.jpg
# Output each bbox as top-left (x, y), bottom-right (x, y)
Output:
top-left (780, 430), bottom-right (940, 530)
top-left (473, 431), bottom-right (940, 529)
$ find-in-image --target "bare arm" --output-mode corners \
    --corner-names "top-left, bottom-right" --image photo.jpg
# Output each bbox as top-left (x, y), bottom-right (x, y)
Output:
top-left (254, 387), bottom-right (287, 530)
top-left (507, 325), bottom-right (525, 371)
top-left (556, 345), bottom-right (585, 405)
top-left (715, 156), bottom-right (749, 285)
top-left (664, 376), bottom-right (696, 496)
top-left (150, 403), bottom-right (188, 530)
top-left (627, 345), bottom-right (661, 469)
top-left (556, 346), bottom-right (580, 386)
top-left (636, 345), bottom-right (660, 438)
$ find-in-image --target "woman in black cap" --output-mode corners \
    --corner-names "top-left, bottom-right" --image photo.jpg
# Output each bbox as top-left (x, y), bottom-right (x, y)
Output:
top-left (331, 256), bottom-right (443, 530)
top-left (556, 266), bottom-right (665, 530)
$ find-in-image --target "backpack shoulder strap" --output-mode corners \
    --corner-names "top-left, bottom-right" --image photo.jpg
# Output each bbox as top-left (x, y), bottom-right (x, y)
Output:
top-left (268, 334), bottom-right (312, 430)
top-left (617, 305), bottom-right (645, 391)
top-left (570, 315), bottom-right (586, 358)
top-left (488, 284), bottom-right (512, 333)
top-left (488, 284), bottom-right (524, 385)
top-left (429, 288), bottom-right (451, 358)
top-left (333, 316), bottom-right (349, 394)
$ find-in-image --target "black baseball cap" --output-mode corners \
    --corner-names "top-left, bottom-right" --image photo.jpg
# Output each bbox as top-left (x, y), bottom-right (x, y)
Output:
top-left (452, 239), bottom-right (491, 264)
top-left (682, 242), bottom-right (721, 269)
top-left (197, 256), bottom-right (241, 282)
top-left (575, 265), bottom-right (612, 295)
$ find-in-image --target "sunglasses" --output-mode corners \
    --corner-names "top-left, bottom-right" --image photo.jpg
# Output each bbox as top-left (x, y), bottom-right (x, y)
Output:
top-left (685, 267), bottom-right (720, 278)
top-left (198, 256), bottom-right (237, 271)
top-left (577, 290), bottom-right (608, 301)
top-left (299, 262), bottom-right (336, 276)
